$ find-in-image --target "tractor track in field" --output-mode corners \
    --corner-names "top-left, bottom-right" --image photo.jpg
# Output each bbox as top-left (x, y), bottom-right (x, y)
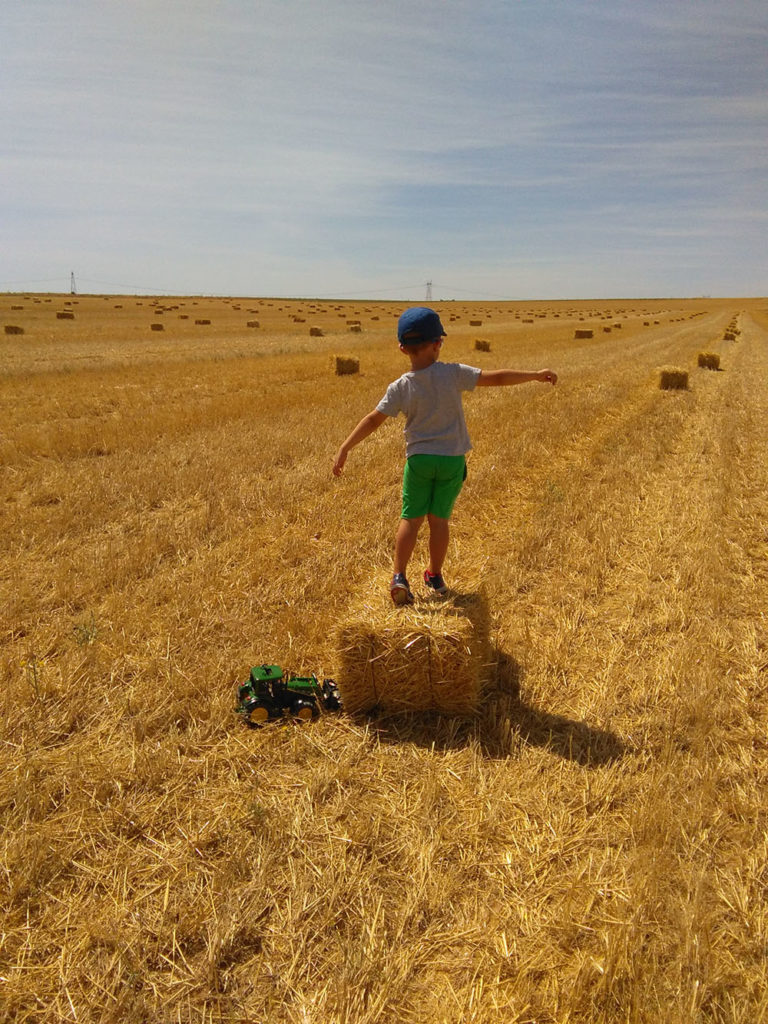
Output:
top-left (462, 309), bottom-right (740, 572)
top-left (491, 307), bottom-right (767, 731)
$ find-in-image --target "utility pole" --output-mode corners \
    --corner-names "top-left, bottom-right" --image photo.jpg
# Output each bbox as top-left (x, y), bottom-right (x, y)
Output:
top-left (425, 280), bottom-right (432, 302)
top-left (70, 272), bottom-right (77, 295)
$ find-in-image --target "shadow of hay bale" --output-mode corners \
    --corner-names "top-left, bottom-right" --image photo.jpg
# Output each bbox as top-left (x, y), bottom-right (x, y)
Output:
top-left (369, 649), bottom-right (625, 767)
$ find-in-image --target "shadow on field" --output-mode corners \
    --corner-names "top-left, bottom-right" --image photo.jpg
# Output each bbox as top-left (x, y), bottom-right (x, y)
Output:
top-left (370, 649), bottom-right (625, 767)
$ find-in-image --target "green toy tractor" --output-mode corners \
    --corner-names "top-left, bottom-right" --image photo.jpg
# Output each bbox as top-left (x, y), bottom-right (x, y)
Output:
top-left (237, 664), bottom-right (342, 726)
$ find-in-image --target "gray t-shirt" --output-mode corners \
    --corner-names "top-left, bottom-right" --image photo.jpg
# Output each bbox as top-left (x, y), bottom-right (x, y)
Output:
top-left (376, 361), bottom-right (481, 457)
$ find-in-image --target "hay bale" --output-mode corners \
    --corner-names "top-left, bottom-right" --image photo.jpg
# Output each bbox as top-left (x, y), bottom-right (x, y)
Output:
top-left (309, 326), bottom-right (324, 337)
top-left (150, 323), bottom-right (165, 332)
top-left (659, 367), bottom-right (689, 390)
top-left (194, 318), bottom-right (211, 325)
top-left (56, 311), bottom-right (75, 320)
top-left (334, 355), bottom-right (359, 375)
top-left (469, 319), bottom-right (482, 327)
top-left (723, 331), bottom-right (736, 341)
top-left (334, 586), bottom-right (491, 715)
top-left (574, 328), bottom-right (593, 339)
top-left (474, 339), bottom-right (491, 352)
top-left (4, 325), bottom-right (24, 335)
top-left (697, 352), bottom-right (720, 370)
top-left (348, 324), bottom-right (362, 333)
top-left (247, 320), bottom-right (260, 328)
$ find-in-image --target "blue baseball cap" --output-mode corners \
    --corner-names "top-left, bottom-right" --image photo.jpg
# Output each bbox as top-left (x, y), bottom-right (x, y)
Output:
top-left (397, 306), bottom-right (447, 345)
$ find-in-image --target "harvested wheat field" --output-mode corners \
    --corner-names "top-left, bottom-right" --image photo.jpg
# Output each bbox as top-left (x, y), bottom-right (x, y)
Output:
top-left (1, 294), bottom-right (767, 1023)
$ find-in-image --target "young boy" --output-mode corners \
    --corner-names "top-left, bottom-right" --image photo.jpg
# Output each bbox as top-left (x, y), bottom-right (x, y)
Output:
top-left (332, 306), bottom-right (557, 605)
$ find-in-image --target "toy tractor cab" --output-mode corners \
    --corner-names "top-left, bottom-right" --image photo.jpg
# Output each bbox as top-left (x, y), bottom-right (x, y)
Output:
top-left (237, 664), bottom-right (342, 727)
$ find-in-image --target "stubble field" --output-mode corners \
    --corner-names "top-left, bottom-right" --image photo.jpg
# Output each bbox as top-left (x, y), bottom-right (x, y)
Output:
top-left (1, 293), bottom-right (767, 1023)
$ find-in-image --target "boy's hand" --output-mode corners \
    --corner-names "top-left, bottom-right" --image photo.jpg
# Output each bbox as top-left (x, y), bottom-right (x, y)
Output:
top-left (332, 410), bottom-right (387, 476)
top-left (332, 448), bottom-right (347, 476)
top-left (538, 369), bottom-right (557, 385)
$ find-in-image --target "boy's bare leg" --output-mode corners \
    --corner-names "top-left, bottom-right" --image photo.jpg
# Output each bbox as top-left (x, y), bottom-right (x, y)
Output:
top-left (394, 516), bottom-right (424, 575)
top-left (427, 514), bottom-right (450, 575)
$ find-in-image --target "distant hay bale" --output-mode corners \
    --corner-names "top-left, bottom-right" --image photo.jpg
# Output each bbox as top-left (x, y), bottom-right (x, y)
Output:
top-left (194, 318), bottom-right (211, 325)
top-left (469, 319), bottom-right (482, 327)
top-left (247, 320), bottom-right (260, 328)
top-left (659, 367), bottom-right (689, 390)
top-left (309, 326), bottom-right (324, 337)
top-left (474, 339), bottom-right (491, 352)
top-left (334, 586), bottom-right (492, 715)
top-left (697, 352), bottom-right (720, 370)
top-left (602, 327), bottom-right (612, 333)
top-left (10, 305), bottom-right (23, 311)
top-left (723, 331), bottom-right (736, 341)
top-left (348, 324), bottom-right (362, 333)
top-left (56, 311), bottom-right (75, 320)
top-left (574, 328), bottom-right (593, 339)
top-left (4, 324), bottom-right (24, 335)
top-left (522, 318), bottom-right (534, 323)
top-left (334, 355), bottom-right (359, 375)
top-left (150, 323), bottom-right (164, 332)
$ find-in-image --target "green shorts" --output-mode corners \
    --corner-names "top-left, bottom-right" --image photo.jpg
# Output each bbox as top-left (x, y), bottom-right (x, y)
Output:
top-left (401, 454), bottom-right (467, 520)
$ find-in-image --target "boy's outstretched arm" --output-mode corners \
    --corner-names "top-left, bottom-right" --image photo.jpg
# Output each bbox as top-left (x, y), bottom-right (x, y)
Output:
top-left (333, 410), bottom-right (388, 476)
top-left (477, 368), bottom-right (557, 387)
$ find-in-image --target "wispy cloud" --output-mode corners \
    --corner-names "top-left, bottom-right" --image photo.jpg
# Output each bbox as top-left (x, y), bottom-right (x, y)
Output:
top-left (1, 0), bottom-right (766, 297)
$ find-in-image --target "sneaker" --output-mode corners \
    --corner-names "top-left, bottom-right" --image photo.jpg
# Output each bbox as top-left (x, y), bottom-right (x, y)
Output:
top-left (390, 573), bottom-right (414, 606)
top-left (423, 569), bottom-right (448, 595)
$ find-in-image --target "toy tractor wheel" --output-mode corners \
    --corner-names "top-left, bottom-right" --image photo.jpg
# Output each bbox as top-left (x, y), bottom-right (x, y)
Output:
top-left (291, 697), bottom-right (318, 722)
top-left (244, 699), bottom-right (280, 726)
top-left (322, 680), bottom-right (343, 711)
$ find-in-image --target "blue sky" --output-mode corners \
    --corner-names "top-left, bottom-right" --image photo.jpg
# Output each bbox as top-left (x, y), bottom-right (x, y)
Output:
top-left (2, 0), bottom-right (766, 299)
